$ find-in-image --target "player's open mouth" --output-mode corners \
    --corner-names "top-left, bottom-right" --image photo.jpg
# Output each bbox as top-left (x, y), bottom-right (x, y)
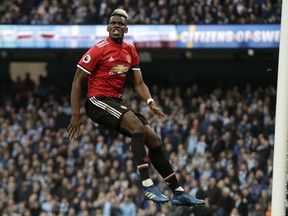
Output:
top-left (113, 29), bottom-right (120, 34)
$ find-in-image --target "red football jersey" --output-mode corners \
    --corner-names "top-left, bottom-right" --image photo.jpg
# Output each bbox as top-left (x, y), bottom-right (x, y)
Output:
top-left (77, 37), bottom-right (140, 98)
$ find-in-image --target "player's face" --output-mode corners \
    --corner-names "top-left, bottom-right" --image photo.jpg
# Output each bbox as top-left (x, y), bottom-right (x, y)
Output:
top-left (107, 16), bottom-right (128, 42)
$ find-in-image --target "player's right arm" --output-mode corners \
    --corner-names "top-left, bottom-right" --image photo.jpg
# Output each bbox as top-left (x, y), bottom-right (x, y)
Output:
top-left (67, 68), bottom-right (89, 139)
top-left (67, 44), bottom-right (102, 139)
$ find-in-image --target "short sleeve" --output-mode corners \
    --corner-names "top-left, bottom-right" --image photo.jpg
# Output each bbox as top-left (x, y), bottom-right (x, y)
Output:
top-left (77, 46), bottom-right (102, 74)
top-left (130, 45), bottom-right (140, 70)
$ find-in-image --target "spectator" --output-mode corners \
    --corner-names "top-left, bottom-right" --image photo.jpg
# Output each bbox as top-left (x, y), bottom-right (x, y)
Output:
top-left (219, 187), bottom-right (235, 216)
top-left (234, 191), bottom-right (248, 216)
top-left (119, 195), bottom-right (136, 216)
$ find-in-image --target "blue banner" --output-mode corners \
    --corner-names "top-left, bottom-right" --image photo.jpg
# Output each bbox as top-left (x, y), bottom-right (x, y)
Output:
top-left (0, 24), bottom-right (280, 49)
top-left (176, 25), bottom-right (280, 48)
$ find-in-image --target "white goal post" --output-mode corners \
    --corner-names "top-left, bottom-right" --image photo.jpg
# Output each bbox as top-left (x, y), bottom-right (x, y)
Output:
top-left (271, 0), bottom-right (288, 215)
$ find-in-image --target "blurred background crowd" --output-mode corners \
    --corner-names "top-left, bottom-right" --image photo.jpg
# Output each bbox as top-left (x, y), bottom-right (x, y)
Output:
top-left (0, 73), bottom-right (275, 216)
top-left (0, 0), bottom-right (282, 25)
top-left (0, 0), bottom-right (282, 215)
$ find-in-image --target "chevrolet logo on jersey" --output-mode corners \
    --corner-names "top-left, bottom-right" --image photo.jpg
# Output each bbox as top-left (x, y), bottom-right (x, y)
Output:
top-left (109, 65), bottom-right (129, 76)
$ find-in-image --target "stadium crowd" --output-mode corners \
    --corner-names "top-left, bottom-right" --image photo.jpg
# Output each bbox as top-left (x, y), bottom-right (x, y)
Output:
top-left (0, 73), bottom-right (275, 216)
top-left (0, 0), bottom-right (282, 25)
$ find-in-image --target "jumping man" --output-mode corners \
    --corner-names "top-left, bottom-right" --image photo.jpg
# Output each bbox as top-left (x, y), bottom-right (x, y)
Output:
top-left (67, 8), bottom-right (205, 207)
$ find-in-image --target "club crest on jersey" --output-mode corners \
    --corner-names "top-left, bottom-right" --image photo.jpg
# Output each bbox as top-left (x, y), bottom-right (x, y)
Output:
top-left (126, 55), bottom-right (131, 63)
top-left (83, 54), bottom-right (91, 63)
top-left (109, 65), bottom-right (129, 76)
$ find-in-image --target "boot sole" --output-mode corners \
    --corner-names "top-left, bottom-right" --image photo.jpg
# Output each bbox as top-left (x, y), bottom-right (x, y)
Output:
top-left (172, 201), bottom-right (205, 207)
top-left (144, 197), bottom-right (169, 204)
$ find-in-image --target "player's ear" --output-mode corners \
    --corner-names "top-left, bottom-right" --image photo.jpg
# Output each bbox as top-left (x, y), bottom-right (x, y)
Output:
top-left (124, 26), bottom-right (128, 33)
top-left (107, 26), bottom-right (110, 32)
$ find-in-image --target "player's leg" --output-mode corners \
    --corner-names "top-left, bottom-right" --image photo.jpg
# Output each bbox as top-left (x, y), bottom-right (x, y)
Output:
top-left (85, 97), bottom-right (169, 203)
top-left (119, 111), bottom-right (169, 203)
top-left (143, 125), bottom-right (205, 207)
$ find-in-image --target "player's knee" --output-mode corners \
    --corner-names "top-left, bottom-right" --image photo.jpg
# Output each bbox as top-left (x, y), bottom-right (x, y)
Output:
top-left (146, 134), bottom-right (162, 148)
top-left (153, 135), bottom-right (162, 146)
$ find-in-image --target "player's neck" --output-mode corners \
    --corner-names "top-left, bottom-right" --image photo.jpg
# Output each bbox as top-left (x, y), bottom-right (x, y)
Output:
top-left (110, 37), bottom-right (123, 45)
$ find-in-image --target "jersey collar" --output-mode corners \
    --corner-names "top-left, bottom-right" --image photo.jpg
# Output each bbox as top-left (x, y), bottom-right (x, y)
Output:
top-left (107, 37), bottom-right (123, 47)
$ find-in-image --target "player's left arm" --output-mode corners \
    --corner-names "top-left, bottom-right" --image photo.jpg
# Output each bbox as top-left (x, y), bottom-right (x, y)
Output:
top-left (131, 69), bottom-right (166, 119)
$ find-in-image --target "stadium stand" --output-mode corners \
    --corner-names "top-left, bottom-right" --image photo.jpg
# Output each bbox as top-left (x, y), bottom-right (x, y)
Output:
top-left (0, 73), bottom-right (274, 215)
top-left (0, 0), bottom-right (282, 24)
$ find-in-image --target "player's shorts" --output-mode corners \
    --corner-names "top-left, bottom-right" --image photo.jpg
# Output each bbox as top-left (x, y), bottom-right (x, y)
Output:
top-left (85, 96), bottom-right (148, 136)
